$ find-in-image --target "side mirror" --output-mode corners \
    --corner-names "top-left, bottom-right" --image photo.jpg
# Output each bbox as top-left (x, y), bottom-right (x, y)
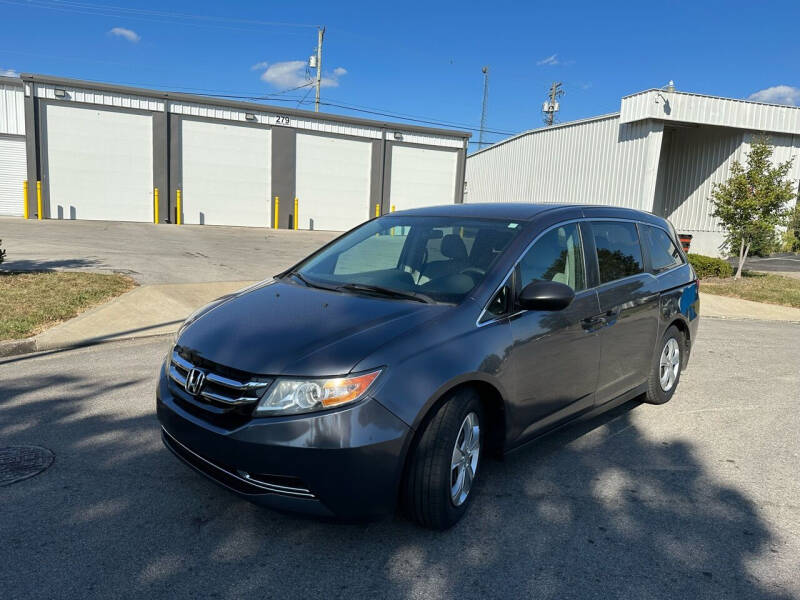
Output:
top-left (517, 280), bottom-right (575, 311)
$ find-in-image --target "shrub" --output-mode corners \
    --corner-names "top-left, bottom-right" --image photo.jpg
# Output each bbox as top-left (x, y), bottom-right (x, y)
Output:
top-left (688, 253), bottom-right (733, 279)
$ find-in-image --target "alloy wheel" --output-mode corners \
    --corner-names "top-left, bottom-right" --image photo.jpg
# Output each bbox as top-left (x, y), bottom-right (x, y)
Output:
top-left (659, 337), bottom-right (681, 392)
top-left (450, 411), bottom-right (480, 506)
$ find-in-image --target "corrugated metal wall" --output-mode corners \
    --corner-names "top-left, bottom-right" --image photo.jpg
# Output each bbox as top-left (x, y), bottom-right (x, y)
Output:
top-left (660, 126), bottom-right (800, 232)
top-left (659, 126), bottom-right (744, 231)
top-left (622, 90), bottom-right (800, 136)
top-left (0, 82), bottom-right (25, 135)
top-left (34, 83), bottom-right (164, 112)
top-left (169, 101), bottom-right (384, 140)
top-left (465, 115), bottom-right (662, 211)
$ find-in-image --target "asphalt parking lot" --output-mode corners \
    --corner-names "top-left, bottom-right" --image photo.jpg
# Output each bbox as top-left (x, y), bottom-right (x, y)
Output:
top-left (729, 254), bottom-right (800, 278)
top-left (0, 218), bottom-right (339, 284)
top-left (1, 317), bottom-right (798, 600)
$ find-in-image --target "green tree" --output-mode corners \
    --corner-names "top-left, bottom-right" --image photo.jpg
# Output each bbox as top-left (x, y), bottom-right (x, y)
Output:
top-left (710, 138), bottom-right (795, 279)
top-left (783, 202), bottom-right (800, 252)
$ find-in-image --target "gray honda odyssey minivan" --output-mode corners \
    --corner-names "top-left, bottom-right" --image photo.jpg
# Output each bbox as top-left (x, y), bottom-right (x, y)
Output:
top-left (157, 203), bottom-right (699, 529)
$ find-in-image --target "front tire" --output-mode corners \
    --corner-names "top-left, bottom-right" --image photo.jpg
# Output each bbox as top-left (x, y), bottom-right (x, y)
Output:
top-left (644, 325), bottom-right (684, 405)
top-left (402, 388), bottom-right (484, 530)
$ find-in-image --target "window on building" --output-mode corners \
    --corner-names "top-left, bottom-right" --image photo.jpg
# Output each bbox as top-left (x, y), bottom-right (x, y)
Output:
top-left (517, 223), bottom-right (586, 292)
top-left (591, 221), bottom-right (644, 284)
top-left (641, 224), bottom-right (684, 273)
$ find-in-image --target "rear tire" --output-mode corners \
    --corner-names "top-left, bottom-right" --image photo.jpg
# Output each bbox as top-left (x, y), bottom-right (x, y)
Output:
top-left (644, 325), bottom-right (684, 405)
top-left (402, 388), bottom-right (484, 530)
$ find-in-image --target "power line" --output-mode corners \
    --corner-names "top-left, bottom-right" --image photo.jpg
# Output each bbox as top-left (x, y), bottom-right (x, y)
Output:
top-left (21, 0), bottom-right (319, 27)
top-left (317, 101), bottom-right (514, 135)
top-left (0, 0), bottom-right (317, 32)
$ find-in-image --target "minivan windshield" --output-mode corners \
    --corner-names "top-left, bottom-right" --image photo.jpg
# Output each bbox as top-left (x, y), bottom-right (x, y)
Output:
top-left (289, 215), bottom-right (524, 304)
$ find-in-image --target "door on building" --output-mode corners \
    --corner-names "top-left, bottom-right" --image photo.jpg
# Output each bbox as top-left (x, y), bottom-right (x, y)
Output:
top-left (181, 119), bottom-right (271, 227)
top-left (0, 134), bottom-right (26, 216)
top-left (44, 104), bottom-right (154, 222)
top-left (294, 133), bottom-right (372, 231)
top-left (388, 145), bottom-right (459, 211)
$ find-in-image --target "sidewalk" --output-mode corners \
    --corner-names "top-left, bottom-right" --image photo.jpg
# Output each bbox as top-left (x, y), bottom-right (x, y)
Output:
top-left (700, 292), bottom-right (800, 322)
top-left (0, 280), bottom-right (257, 357)
top-left (3, 285), bottom-right (799, 358)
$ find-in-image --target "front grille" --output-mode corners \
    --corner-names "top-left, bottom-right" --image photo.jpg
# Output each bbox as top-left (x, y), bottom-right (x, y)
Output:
top-left (169, 349), bottom-right (271, 407)
top-left (162, 428), bottom-right (315, 499)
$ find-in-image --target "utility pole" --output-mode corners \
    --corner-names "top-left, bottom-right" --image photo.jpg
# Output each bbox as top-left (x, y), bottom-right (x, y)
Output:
top-left (478, 66), bottom-right (490, 150)
top-left (314, 26), bottom-right (325, 112)
top-left (542, 81), bottom-right (563, 126)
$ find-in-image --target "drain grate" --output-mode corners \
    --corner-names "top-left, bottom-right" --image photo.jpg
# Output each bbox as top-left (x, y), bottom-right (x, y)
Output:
top-left (0, 446), bottom-right (54, 486)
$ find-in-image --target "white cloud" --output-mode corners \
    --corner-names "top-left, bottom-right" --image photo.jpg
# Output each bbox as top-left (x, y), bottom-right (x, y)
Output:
top-left (108, 27), bottom-right (140, 43)
top-left (748, 85), bottom-right (800, 106)
top-left (537, 54), bottom-right (560, 66)
top-left (253, 60), bottom-right (347, 90)
top-left (0, 67), bottom-right (19, 77)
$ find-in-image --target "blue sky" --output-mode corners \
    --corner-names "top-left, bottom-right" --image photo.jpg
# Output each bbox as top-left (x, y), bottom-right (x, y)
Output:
top-left (1, 0), bottom-right (799, 149)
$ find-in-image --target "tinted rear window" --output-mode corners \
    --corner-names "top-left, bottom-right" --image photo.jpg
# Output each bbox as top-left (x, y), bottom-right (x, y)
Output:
top-left (641, 224), bottom-right (684, 273)
top-left (591, 221), bottom-right (644, 284)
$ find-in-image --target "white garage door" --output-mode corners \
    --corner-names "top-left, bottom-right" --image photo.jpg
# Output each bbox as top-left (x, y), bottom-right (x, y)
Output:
top-left (45, 104), bottom-right (153, 222)
top-left (182, 120), bottom-right (271, 227)
top-left (0, 135), bottom-right (26, 216)
top-left (295, 134), bottom-right (372, 231)
top-left (389, 145), bottom-right (458, 211)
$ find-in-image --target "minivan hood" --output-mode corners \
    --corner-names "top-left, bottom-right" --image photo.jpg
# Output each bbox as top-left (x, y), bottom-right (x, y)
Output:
top-left (177, 280), bottom-right (449, 376)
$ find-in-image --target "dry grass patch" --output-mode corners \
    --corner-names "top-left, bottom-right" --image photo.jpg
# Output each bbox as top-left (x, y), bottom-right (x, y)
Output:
top-left (0, 271), bottom-right (135, 340)
top-left (700, 272), bottom-right (800, 309)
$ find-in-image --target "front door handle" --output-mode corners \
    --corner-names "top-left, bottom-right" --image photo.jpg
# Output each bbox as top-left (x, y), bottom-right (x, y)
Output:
top-left (582, 308), bottom-right (620, 331)
top-left (581, 315), bottom-right (607, 331)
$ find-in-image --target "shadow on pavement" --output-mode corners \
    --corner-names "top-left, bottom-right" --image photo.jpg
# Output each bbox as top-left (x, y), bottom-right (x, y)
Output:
top-left (0, 359), bottom-right (792, 599)
top-left (1, 257), bottom-right (105, 273)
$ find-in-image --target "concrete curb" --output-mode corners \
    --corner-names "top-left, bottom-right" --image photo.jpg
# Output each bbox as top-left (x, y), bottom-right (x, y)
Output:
top-left (0, 337), bottom-right (37, 358)
top-left (0, 331), bottom-right (175, 360)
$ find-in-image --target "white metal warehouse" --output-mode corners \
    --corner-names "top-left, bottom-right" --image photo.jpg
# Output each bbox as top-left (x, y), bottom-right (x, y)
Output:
top-left (0, 73), bottom-right (469, 230)
top-left (465, 87), bottom-right (800, 256)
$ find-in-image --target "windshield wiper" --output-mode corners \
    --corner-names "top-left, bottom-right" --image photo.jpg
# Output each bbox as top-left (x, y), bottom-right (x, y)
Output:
top-left (282, 270), bottom-right (339, 291)
top-left (338, 283), bottom-right (434, 304)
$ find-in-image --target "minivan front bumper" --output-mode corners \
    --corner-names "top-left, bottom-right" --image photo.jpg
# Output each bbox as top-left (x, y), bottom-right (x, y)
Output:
top-left (156, 372), bottom-right (412, 519)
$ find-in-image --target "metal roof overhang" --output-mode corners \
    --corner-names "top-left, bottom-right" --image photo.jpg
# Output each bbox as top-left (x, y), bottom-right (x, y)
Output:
top-left (620, 89), bottom-right (800, 136)
top-left (20, 73), bottom-right (471, 140)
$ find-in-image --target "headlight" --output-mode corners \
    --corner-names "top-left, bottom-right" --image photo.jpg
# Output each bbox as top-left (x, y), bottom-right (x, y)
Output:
top-left (254, 370), bottom-right (382, 416)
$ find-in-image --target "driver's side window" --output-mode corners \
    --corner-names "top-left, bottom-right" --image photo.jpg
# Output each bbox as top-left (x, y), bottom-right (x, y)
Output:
top-left (518, 223), bottom-right (586, 292)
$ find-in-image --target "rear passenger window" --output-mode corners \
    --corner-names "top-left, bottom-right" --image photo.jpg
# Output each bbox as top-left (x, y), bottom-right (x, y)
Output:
top-left (591, 221), bottom-right (644, 284)
top-left (518, 223), bottom-right (586, 292)
top-left (641, 224), bottom-right (684, 273)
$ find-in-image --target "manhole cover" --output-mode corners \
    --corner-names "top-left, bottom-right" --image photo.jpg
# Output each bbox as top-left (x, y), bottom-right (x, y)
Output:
top-left (0, 446), bottom-right (54, 486)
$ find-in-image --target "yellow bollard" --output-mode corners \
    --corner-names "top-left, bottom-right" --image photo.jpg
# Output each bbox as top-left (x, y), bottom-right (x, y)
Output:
top-left (176, 189), bottom-right (182, 225)
top-left (153, 188), bottom-right (159, 224)
top-left (390, 205), bottom-right (395, 236)
top-left (391, 205), bottom-right (395, 212)
top-left (374, 203), bottom-right (380, 218)
top-left (274, 196), bottom-right (279, 229)
top-left (23, 181), bottom-right (28, 219)
top-left (36, 181), bottom-right (42, 220)
top-left (293, 197), bottom-right (298, 230)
